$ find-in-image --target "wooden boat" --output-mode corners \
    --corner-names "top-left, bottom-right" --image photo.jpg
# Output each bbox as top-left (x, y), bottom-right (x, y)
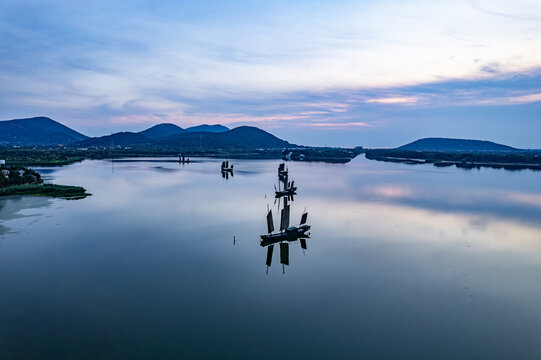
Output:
top-left (221, 160), bottom-right (234, 172)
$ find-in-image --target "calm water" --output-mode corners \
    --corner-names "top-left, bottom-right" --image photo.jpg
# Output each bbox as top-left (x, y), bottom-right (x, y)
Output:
top-left (1, 157), bottom-right (540, 359)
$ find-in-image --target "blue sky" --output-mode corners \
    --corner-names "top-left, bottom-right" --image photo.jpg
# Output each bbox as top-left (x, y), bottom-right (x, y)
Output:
top-left (1, 0), bottom-right (540, 147)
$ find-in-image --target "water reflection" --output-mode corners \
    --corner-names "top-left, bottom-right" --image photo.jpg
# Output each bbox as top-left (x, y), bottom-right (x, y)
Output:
top-left (0, 157), bottom-right (540, 359)
top-left (260, 163), bottom-right (311, 273)
top-left (0, 196), bottom-right (52, 236)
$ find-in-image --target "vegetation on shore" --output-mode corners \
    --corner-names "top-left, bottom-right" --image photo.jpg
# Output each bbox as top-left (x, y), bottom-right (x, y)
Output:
top-left (0, 166), bottom-right (42, 187)
top-left (365, 149), bottom-right (541, 170)
top-left (0, 148), bottom-right (85, 166)
top-left (0, 165), bottom-right (90, 199)
top-left (0, 146), bottom-right (362, 166)
top-left (0, 184), bottom-right (90, 199)
top-left (282, 147), bottom-right (365, 163)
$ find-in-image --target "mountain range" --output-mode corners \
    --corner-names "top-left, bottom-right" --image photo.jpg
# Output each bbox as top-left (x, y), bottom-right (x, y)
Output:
top-left (0, 117), bottom-right (530, 152)
top-left (0, 117), bottom-right (291, 150)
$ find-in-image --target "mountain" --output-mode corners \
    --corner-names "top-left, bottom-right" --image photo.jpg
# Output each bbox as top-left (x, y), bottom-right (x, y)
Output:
top-left (75, 126), bottom-right (291, 150)
top-left (75, 132), bottom-right (155, 147)
top-left (137, 123), bottom-right (228, 140)
top-left (0, 117), bottom-right (292, 150)
top-left (207, 126), bottom-right (290, 148)
top-left (185, 124), bottom-right (229, 133)
top-left (398, 138), bottom-right (519, 152)
top-left (138, 123), bottom-right (229, 141)
top-left (138, 123), bottom-right (185, 140)
top-left (0, 116), bottom-right (88, 146)
top-left (162, 126), bottom-right (293, 150)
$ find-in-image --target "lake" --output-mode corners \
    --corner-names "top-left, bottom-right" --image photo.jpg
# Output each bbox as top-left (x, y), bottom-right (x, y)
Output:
top-left (1, 157), bottom-right (540, 359)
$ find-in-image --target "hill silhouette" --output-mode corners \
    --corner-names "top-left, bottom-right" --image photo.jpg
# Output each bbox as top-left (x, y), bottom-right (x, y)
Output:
top-left (399, 137), bottom-right (519, 152)
top-left (186, 124), bottom-right (229, 133)
top-left (75, 132), bottom-right (155, 147)
top-left (74, 126), bottom-right (292, 150)
top-left (0, 117), bottom-right (289, 150)
top-left (138, 124), bottom-right (185, 140)
top-left (161, 126), bottom-right (292, 150)
top-left (0, 117), bottom-right (88, 146)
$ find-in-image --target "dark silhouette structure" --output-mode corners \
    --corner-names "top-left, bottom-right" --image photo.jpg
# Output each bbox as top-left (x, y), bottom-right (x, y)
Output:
top-left (260, 163), bottom-right (310, 273)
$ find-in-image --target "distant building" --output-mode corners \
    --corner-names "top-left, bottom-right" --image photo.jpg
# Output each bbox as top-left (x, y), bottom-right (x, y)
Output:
top-left (0, 159), bottom-right (5, 166)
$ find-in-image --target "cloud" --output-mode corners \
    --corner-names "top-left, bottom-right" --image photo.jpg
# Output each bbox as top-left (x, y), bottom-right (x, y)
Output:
top-left (0, 0), bottom-right (540, 145)
top-left (366, 185), bottom-right (414, 199)
top-left (365, 97), bottom-right (419, 104)
top-left (2, 0), bottom-right (541, 99)
top-left (306, 122), bottom-right (373, 128)
top-left (505, 92), bottom-right (541, 104)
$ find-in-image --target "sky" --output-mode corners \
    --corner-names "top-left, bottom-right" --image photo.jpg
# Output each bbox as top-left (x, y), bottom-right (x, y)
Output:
top-left (0, 0), bottom-right (540, 148)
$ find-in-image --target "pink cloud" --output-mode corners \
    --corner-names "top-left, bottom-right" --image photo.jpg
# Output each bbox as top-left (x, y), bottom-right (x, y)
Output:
top-left (505, 92), bottom-right (541, 104)
top-left (365, 96), bottom-right (419, 104)
top-left (306, 122), bottom-right (373, 127)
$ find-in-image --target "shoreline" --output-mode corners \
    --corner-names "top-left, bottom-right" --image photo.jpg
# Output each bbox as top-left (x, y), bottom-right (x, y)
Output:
top-left (367, 155), bottom-right (541, 171)
top-left (364, 148), bottom-right (541, 171)
top-left (0, 147), bottom-right (363, 166)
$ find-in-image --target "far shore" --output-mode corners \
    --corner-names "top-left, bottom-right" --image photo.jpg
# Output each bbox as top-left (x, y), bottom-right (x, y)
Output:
top-left (0, 146), bottom-right (364, 166)
top-left (366, 155), bottom-right (541, 171)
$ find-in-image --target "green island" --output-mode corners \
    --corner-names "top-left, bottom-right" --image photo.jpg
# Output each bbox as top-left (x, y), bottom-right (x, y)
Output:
top-left (363, 137), bottom-right (541, 171)
top-left (365, 149), bottom-right (541, 171)
top-left (0, 165), bottom-right (90, 199)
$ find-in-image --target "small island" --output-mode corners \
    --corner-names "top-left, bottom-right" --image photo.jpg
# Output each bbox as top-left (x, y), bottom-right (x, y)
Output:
top-left (365, 138), bottom-right (541, 171)
top-left (0, 165), bottom-right (90, 199)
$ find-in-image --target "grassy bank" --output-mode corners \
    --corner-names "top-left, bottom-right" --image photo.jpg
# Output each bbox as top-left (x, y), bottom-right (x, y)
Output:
top-left (0, 165), bottom-right (90, 199)
top-left (0, 184), bottom-right (90, 199)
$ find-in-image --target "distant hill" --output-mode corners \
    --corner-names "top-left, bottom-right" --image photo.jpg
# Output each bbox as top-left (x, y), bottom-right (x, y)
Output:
top-left (162, 126), bottom-right (293, 150)
top-left (399, 138), bottom-right (519, 152)
top-left (74, 126), bottom-right (291, 150)
top-left (0, 117), bottom-right (293, 151)
top-left (75, 132), bottom-right (155, 147)
top-left (208, 126), bottom-right (290, 148)
top-left (0, 117), bottom-right (88, 146)
top-left (137, 123), bottom-right (228, 140)
top-left (185, 124), bottom-right (229, 133)
top-left (138, 123), bottom-right (185, 140)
